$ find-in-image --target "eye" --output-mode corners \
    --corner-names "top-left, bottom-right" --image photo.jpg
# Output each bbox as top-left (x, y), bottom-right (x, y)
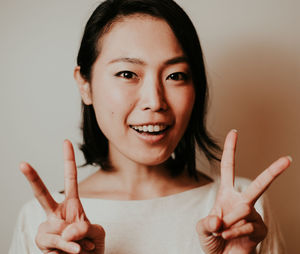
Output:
top-left (115, 71), bottom-right (138, 80)
top-left (166, 72), bottom-right (188, 81)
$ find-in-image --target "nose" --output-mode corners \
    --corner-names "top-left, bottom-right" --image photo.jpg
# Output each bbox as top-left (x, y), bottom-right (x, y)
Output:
top-left (139, 76), bottom-right (168, 112)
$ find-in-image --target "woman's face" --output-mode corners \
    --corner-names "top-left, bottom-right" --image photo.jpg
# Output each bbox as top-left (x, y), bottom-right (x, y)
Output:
top-left (83, 15), bottom-right (195, 166)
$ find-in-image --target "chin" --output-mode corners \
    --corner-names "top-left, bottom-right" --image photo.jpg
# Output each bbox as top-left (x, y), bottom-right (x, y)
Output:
top-left (132, 152), bottom-right (171, 167)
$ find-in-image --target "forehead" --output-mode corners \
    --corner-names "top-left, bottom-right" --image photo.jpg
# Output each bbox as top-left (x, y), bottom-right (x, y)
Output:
top-left (97, 14), bottom-right (185, 63)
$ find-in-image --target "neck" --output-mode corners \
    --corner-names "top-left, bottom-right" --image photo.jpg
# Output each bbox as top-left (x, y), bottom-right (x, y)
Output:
top-left (107, 148), bottom-right (172, 195)
top-left (78, 146), bottom-right (206, 200)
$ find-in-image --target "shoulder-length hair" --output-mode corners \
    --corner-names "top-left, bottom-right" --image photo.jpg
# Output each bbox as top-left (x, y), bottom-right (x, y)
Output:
top-left (77, 0), bottom-right (221, 180)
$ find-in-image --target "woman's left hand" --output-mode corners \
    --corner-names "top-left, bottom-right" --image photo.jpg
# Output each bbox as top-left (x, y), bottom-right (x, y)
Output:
top-left (196, 130), bottom-right (291, 254)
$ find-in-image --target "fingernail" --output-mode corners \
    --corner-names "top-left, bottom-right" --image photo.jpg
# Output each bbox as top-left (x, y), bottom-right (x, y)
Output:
top-left (221, 231), bottom-right (229, 240)
top-left (232, 129), bottom-right (238, 133)
top-left (70, 244), bottom-right (80, 253)
top-left (212, 232), bottom-right (221, 237)
top-left (287, 156), bottom-right (293, 162)
top-left (19, 162), bottom-right (26, 169)
top-left (19, 162), bottom-right (28, 172)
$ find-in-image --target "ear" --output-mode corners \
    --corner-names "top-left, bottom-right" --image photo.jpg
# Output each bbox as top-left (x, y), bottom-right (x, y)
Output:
top-left (74, 66), bottom-right (93, 105)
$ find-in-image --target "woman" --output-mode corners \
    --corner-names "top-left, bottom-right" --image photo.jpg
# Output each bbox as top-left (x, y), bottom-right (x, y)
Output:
top-left (9, 0), bottom-right (291, 253)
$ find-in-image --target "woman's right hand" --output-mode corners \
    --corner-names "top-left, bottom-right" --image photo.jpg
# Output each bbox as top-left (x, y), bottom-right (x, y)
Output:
top-left (20, 140), bottom-right (105, 254)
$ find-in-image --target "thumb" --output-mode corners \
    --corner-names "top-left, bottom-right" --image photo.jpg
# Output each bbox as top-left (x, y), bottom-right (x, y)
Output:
top-left (61, 222), bottom-right (106, 242)
top-left (61, 221), bottom-right (90, 241)
top-left (196, 215), bottom-right (223, 238)
top-left (62, 222), bottom-right (105, 252)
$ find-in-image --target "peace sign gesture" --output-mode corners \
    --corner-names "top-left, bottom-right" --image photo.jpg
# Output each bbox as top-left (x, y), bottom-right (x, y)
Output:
top-left (20, 140), bottom-right (105, 254)
top-left (196, 130), bottom-right (291, 254)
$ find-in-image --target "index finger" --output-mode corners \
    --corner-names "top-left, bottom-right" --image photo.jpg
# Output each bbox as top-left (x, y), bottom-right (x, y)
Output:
top-left (242, 156), bottom-right (292, 205)
top-left (19, 162), bottom-right (57, 215)
top-left (220, 129), bottom-right (238, 188)
top-left (63, 139), bottom-right (79, 199)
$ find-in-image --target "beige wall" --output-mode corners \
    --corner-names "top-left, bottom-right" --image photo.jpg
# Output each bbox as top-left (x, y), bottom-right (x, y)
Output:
top-left (1, 0), bottom-right (299, 252)
top-left (185, 1), bottom-right (300, 252)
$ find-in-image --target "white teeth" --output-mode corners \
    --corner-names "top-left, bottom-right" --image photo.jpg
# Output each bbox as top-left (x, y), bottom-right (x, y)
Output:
top-left (148, 125), bottom-right (154, 132)
top-left (153, 125), bottom-right (160, 132)
top-left (131, 124), bottom-right (167, 133)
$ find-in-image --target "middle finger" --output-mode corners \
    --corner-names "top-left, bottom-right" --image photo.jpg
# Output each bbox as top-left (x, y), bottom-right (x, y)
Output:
top-left (220, 129), bottom-right (238, 188)
top-left (63, 140), bottom-right (79, 200)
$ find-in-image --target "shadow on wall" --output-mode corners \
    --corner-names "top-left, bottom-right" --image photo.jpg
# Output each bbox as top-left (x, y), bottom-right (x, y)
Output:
top-left (207, 40), bottom-right (300, 253)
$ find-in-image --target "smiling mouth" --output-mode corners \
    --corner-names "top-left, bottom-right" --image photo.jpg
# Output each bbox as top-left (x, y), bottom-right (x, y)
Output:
top-left (129, 124), bottom-right (170, 135)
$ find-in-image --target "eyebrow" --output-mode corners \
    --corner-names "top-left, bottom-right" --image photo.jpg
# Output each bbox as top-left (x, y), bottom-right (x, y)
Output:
top-left (108, 56), bottom-right (188, 66)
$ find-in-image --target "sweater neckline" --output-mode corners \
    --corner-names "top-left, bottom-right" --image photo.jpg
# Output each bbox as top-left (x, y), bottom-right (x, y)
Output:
top-left (56, 180), bottom-right (216, 205)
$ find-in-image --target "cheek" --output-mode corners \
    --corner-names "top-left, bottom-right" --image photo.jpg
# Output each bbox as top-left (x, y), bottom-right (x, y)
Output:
top-left (171, 87), bottom-right (195, 118)
top-left (91, 81), bottom-right (135, 128)
top-left (93, 88), bottom-right (123, 109)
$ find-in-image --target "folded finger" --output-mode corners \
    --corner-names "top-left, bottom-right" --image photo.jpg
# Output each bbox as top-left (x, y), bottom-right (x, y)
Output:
top-left (48, 251), bottom-right (68, 254)
top-left (63, 140), bottom-right (79, 199)
top-left (62, 222), bottom-right (106, 241)
top-left (221, 221), bottom-right (267, 242)
top-left (61, 221), bottom-right (90, 241)
top-left (36, 233), bottom-right (80, 254)
top-left (222, 203), bottom-right (260, 228)
top-left (243, 156), bottom-right (291, 205)
top-left (62, 222), bottom-right (106, 253)
top-left (231, 219), bottom-right (247, 228)
top-left (196, 215), bottom-right (223, 237)
top-left (222, 222), bottom-right (255, 240)
top-left (19, 162), bottom-right (57, 215)
top-left (38, 218), bottom-right (68, 235)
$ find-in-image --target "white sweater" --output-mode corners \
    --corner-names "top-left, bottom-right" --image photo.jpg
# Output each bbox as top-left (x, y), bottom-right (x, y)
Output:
top-left (9, 177), bottom-right (284, 253)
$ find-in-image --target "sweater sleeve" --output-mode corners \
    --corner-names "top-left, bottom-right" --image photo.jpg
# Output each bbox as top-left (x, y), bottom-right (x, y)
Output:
top-left (8, 205), bottom-right (30, 254)
top-left (8, 200), bottom-right (45, 254)
top-left (256, 195), bottom-right (285, 254)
